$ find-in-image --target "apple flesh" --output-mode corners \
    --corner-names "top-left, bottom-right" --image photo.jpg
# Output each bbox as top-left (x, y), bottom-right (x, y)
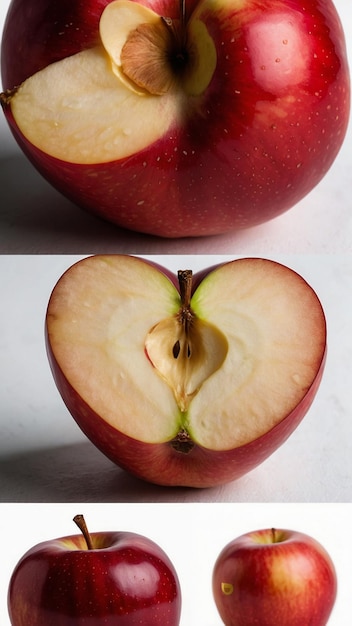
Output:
top-left (212, 527), bottom-right (337, 626)
top-left (1, 0), bottom-right (350, 237)
top-left (45, 255), bottom-right (326, 488)
top-left (8, 515), bottom-right (182, 626)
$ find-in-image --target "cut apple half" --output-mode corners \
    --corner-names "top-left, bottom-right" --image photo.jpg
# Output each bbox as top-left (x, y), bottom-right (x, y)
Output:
top-left (4, 0), bottom-right (217, 164)
top-left (46, 255), bottom-right (326, 487)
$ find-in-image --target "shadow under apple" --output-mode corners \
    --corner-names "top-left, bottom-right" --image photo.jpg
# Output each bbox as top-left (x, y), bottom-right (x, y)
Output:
top-left (0, 436), bottom-right (272, 503)
top-left (0, 153), bottom-right (175, 253)
top-left (0, 440), bottom-right (217, 502)
top-left (0, 152), bottom-right (277, 253)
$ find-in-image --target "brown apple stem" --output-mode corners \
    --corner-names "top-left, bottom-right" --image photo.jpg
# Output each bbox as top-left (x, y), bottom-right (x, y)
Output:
top-left (177, 270), bottom-right (193, 336)
top-left (0, 87), bottom-right (18, 108)
top-left (162, 0), bottom-right (187, 55)
top-left (271, 528), bottom-right (285, 543)
top-left (73, 514), bottom-right (94, 550)
top-left (178, 270), bottom-right (192, 309)
top-left (180, 0), bottom-right (187, 44)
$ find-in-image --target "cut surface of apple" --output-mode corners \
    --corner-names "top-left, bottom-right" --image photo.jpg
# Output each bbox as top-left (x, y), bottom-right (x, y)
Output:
top-left (46, 255), bottom-right (326, 460)
top-left (7, 0), bottom-right (216, 164)
top-left (8, 47), bottom-right (181, 164)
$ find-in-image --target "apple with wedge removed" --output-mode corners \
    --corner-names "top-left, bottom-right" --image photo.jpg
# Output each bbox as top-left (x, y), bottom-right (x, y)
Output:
top-left (45, 255), bottom-right (327, 488)
top-left (212, 527), bottom-right (337, 626)
top-left (1, 0), bottom-right (350, 237)
top-left (8, 514), bottom-right (182, 626)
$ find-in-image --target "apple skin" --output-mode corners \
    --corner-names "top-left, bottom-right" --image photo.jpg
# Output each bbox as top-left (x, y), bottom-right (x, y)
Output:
top-left (8, 529), bottom-right (182, 626)
top-left (45, 349), bottom-right (326, 488)
top-left (47, 342), bottom-right (326, 488)
top-left (45, 257), bottom-right (327, 489)
top-left (1, 0), bottom-right (350, 238)
top-left (212, 528), bottom-right (337, 626)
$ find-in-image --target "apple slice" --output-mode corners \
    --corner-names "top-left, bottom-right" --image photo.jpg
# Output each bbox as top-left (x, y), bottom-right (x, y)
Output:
top-left (46, 255), bottom-right (326, 487)
top-left (5, 0), bottom-right (216, 164)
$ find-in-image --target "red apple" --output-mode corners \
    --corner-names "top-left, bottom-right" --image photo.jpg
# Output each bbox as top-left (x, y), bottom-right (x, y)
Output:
top-left (8, 514), bottom-right (182, 626)
top-left (212, 527), bottom-right (337, 626)
top-left (45, 254), bottom-right (326, 488)
top-left (0, 0), bottom-right (350, 238)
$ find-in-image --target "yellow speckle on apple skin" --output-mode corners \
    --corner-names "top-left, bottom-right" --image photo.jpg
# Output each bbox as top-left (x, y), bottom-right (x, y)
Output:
top-left (221, 582), bottom-right (234, 595)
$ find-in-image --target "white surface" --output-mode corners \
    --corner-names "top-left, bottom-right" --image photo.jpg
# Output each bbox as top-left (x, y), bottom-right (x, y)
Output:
top-left (1, 502), bottom-right (352, 625)
top-left (0, 1), bottom-right (351, 253)
top-left (0, 254), bottom-right (351, 503)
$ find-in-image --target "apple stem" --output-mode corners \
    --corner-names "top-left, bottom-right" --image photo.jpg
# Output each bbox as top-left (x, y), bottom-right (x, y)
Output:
top-left (161, 0), bottom-right (188, 65)
top-left (271, 528), bottom-right (283, 543)
top-left (178, 270), bottom-right (192, 309)
top-left (73, 514), bottom-right (94, 550)
top-left (180, 0), bottom-right (187, 44)
top-left (177, 269), bottom-right (194, 340)
top-left (0, 87), bottom-right (18, 108)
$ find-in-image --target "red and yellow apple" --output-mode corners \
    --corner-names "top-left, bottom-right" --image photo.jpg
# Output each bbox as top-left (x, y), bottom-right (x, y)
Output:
top-left (1, 0), bottom-right (350, 237)
top-left (212, 527), bottom-right (337, 626)
top-left (45, 254), bottom-right (326, 487)
top-left (8, 514), bottom-right (182, 626)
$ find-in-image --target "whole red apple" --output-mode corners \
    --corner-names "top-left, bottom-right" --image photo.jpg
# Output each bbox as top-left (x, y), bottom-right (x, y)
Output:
top-left (212, 527), bottom-right (337, 626)
top-left (45, 254), bottom-right (326, 488)
top-left (8, 514), bottom-right (182, 626)
top-left (0, 0), bottom-right (350, 237)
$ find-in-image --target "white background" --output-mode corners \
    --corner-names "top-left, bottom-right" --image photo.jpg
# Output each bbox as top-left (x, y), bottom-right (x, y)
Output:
top-left (0, 254), bottom-right (351, 503)
top-left (1, 502), bottom-right (352, 625)
top-left (0, 1), bottom-right (351, 253)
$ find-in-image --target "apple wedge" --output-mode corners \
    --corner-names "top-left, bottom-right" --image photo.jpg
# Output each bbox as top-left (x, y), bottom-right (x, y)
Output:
top-left (46, 255), bottom-right (327, 487)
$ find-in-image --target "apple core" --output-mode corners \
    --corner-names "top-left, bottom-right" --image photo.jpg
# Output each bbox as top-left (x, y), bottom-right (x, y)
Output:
top-left (145, 270), bottom-right (228, 412)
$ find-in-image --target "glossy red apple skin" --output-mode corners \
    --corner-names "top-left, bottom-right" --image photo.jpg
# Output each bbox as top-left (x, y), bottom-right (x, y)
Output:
top-left (8, 530), bottom-right (182, 626)
top-left (1, 0), bottom-right (350, 237)
top-left (45, 259), bottom-right (327, 489)
top-left (212, 528), bottom-right (337, 626)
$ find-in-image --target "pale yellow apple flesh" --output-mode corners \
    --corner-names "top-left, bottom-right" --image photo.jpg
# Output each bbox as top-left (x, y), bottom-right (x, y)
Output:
top-left (9, 46), bottom-right (180, 164)
top-left (7, 0), bottom-right (217, 164)
top-left (46, 255), bottom-right (326, 451)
